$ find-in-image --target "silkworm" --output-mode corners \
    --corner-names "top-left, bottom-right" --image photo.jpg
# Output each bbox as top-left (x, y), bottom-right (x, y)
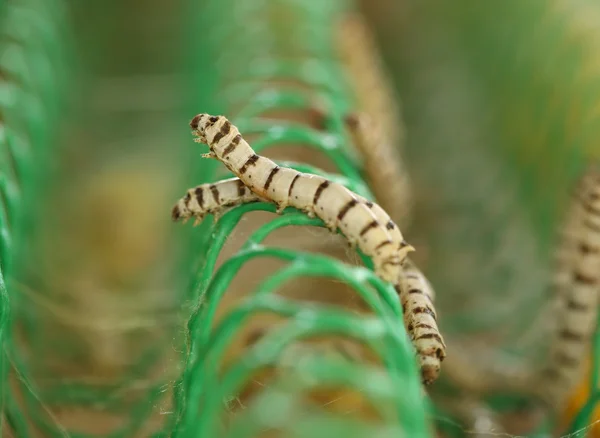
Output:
top-left (536, 168), bottom-right (600, 409)
top-left (334, 13), bottom-right (412, 226)
top-left (188, 113), bottom-right (413, 285)
top-left (172, 173), bottom-right (446, 383)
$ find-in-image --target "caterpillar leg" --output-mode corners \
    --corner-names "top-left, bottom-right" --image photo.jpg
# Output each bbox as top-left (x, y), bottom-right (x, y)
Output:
top-left (201, 151), bottom-right (217, 159)
top-left (275, 202), bottom-right (288, 215)
top-left (192, 215), bottom-right (205, 226)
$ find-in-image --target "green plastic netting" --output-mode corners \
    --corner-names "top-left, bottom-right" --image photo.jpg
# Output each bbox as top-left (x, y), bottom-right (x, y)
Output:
top-left (0, 0), bottom-right (74, 435)
top-left (3, 0), bottom-right (600, 437)
top-left (174, 0), bottom-right (431, 436)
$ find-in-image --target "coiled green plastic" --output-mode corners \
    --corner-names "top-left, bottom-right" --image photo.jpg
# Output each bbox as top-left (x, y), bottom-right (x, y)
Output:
top-left (174, 0), bottom-right (433, 436)
top-left (0, 0), bottom-right (73, 435)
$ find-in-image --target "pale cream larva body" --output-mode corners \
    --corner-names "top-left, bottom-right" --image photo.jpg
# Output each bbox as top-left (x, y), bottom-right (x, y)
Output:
top-left (172, 175), bottom-right (446, 384)
top-left (188, 113), bottom-right (413, 284)
top-left (538, 169), bottom-right (600, 408)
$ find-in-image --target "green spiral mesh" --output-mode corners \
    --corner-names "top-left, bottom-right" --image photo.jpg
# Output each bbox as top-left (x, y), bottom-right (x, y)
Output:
top-left (173, 0), bottom-right (432, 436)
top-left (4, 0), bottom-right (600, 437)
top-left (0, 0), bottom-right (74, 435)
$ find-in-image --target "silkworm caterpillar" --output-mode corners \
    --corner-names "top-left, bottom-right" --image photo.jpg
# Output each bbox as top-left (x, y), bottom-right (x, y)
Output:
top-left (537, 168), bottom-right (600, 409)
top-left (437, 168), bottom-right (600, 407)
top-left (188, 113), bottom-right (413, 285)
top-left (334, 13), bottom-right (412, 226)
top-left (172, 174), bottom-right (446, 383)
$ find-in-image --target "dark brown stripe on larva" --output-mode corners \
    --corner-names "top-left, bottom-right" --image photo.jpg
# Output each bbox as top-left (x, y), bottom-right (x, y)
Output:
top-left (578, 243), bottom-right (599, 254)
top-left (365, 201), bottom-right (373, 208)
top-left (542, 367), bottom-right (565, 380)
top-left (171, 205), bottom-right (181, 221)
top-left (223, 134), bottom-right (241, 158)
top-left (337, 199), bottom-right (359, 221)
top-left (582, 200), bottom-right (600, 216)
top-left (239, 154), bottom-right (259, 174)
top-left (212, 120), bottom-right (231, 144)
top-left (559, 329), bottom-right (585, 341)
top-left (190, 114), bottom-right (203, 130)
top-left (236, 179), bottom-right (246, 197)
top-left (415, 333), bottom-right (445, 344)
top-left (209, 116), bottom-right (219, 124)
top-left (313, 180), bottom-right (330, 205)
top-left (573, 271), bottom-right (597, 285)
top-left (195, 187), bottom-right (204, 208)
top-left (408, 288), bottom-right (425, 295)
top-left (386, 220), bottom-right (395, 230)
top-left (264, 166), bottom-right (280, 191)
top-left (415, 323), bottom-right (434, 330)
top-left (288, 173), bottom-right (301, 197)
top-left (375, 240), bottom-right (393, 251)
top-left (360, 220), bottom-right (378, 236)
top-left (183, 192), bottom-right (192, 207)
top-left (567, 298), bottom-right (588, 311)
top-left (412, 306), bottom-right (437, 321)
top-left (554, 352), bottom-right (580, 367)
top-left (583, 218), bottom-right (600, 232)
top-left (210, 184), bottom-right (220, 204)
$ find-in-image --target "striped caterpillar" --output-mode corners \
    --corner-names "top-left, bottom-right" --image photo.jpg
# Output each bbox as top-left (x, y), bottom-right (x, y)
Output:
top-left (431, 168), bottom-right (600, 411)
top-left (189, 113), bottom-right (413, 284)
top-left (173, 173), bottom-right (446, 383)
top-left (536, 168), bottom-right (600, 408)
top-left (334, 14), bottom-right (412, 227)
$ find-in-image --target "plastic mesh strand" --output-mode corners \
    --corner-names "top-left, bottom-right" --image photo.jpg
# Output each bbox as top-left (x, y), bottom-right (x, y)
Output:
top-left (393, 1), bottom-right (600, 435)
top-left (0, 0), bottom-right (73, 435)
top-left (173, 0), bottom-right (432, 436)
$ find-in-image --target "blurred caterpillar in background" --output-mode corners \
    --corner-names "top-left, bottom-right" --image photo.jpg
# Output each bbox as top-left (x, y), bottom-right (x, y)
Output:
top-left (334, 14), bottom-right (412, 227)
top-left (173, 121), bottom-right (446, 384)
top-left (537, 166), bottom-right (600, 408)
top-left (434, 166), bottom-right (600, 413)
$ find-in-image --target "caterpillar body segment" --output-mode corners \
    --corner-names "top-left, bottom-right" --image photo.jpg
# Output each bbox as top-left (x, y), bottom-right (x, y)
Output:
top-left (189, 113), bottom-right (413, 284)
top-left (397, 259), bottom-right (445, 384)
top-left (171, 177), bottom-right (264, 224)
top-left (538, 168), bottom-right (600, 408)
top-left (173, 176), bottom-right (446, 384)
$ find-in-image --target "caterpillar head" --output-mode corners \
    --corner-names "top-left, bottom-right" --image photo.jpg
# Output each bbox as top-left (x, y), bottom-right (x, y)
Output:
top-left (171, 191), bottom-right (193, 223)
top-left (190, 113), bottom-right (219, 144)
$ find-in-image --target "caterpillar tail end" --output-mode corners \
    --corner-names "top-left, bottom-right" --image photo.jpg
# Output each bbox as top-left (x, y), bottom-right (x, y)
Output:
top-left (420, 359), bottom-right (442, 386)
